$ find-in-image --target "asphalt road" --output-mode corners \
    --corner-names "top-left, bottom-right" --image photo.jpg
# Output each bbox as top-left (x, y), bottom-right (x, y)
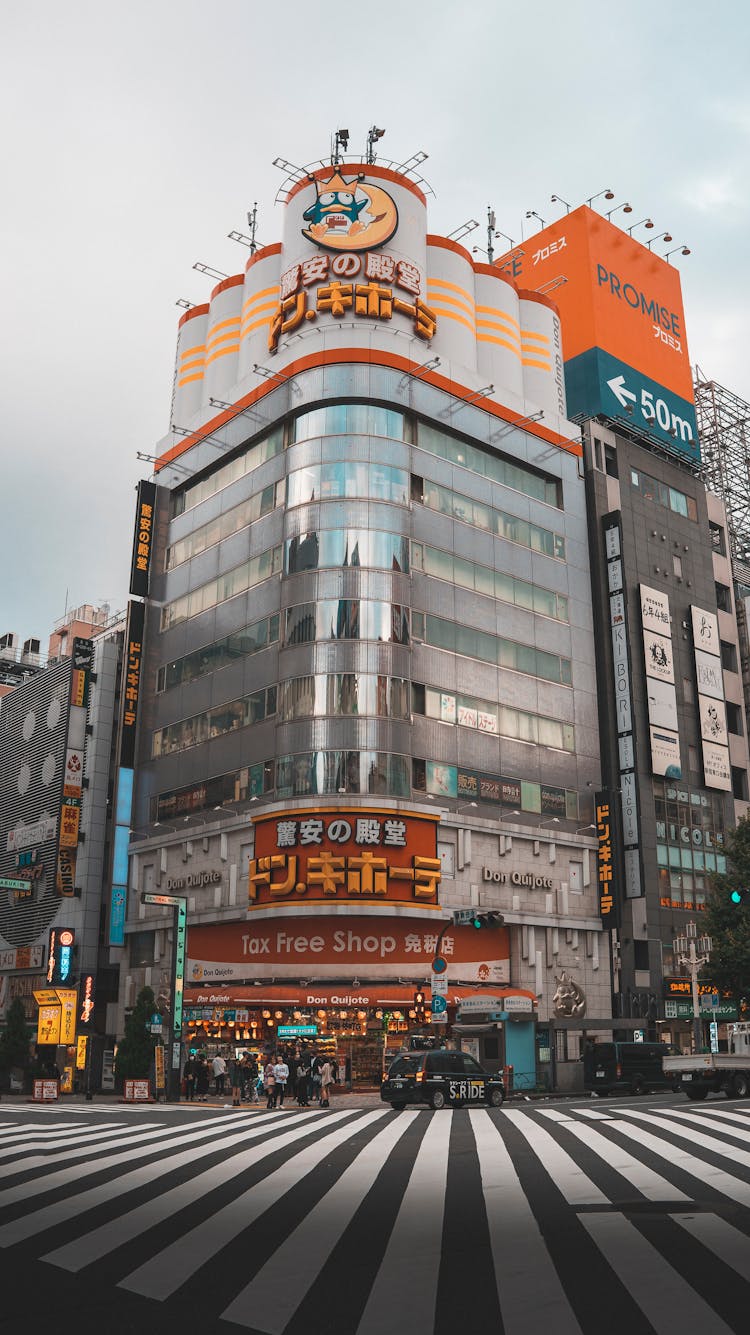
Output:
top-left (0, 1090), bottom-right (748, 1335)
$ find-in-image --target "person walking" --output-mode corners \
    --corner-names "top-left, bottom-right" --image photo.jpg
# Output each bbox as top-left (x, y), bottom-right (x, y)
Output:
top-left (241, 1052), bottom-right (259, 1102)
top-left (264, 1057), bottom-right (277, 1109)
top-left (310, 1051), bottom-right (322, 1104)
top-left (273, 1054), bottom-right (289, 1107)
top-left (212, 1052), bottom-right (226, 1096)
top-left (183, 1054), bottom-right (197, 1102)
top-left (230, 1054), bottom-right (244, 1107)
top-left (296, 1051), bottom-right (311, 1106)
top-left (319, 1055), bottom-right (334, 1109)
top-left (196, 1053), bottom-right (210, 1101)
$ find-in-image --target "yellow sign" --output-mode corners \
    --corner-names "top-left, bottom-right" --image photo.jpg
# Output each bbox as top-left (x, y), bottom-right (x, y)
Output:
top-left (76, 1035), bottom-right (88, 1070)
top-left (33, 989), bottom-right (61, 1006)
top-left (56, 988), bottom-right (78, 1044)
top-left (154, 1043), bottom-right (165, 1091)
top-left (59, 801), bottom-right (81, 849)
top-left (60, 1066), bottom-right (73, 1093)
top-left (37, 1005), bottom-right (61, 1045)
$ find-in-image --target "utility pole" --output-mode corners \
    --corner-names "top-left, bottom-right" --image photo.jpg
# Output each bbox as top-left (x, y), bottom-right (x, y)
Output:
top-left (673, 921), bottom-right (713, 1055)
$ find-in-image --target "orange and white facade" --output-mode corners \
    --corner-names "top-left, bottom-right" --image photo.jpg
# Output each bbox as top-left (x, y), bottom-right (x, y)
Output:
top-left (122, 151), bottom-right (608, 1087)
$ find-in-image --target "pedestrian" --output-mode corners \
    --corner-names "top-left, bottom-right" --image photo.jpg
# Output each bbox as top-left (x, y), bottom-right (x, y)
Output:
top-left (296, 1051), bottom-right (311, 1106)
top-left (242, 1052), bottom-right (259, 1102)
top-left (196, 1054), bottom-right (210, 1101)
top-left (310, 1051), bottom-right (322, 1104)
top-left (319, 1055), bottom-right (334, 1109)
top-left (230, 1053), bottom-right (243, 1107)
top-left (212, 1052), bottom-right (227, 1096)
top-left (183, 1054), bottom-right (197, 1102)
top-left (273, 1054), bottom-right (289, 1107)
top-left (264, 1056), bottom-right (277, 1109)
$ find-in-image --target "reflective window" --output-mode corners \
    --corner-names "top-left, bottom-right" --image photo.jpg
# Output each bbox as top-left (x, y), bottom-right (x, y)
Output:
top-left (152, 686), bottom-right (277, 758)
top-left (284, 601), bottom-right (409, 646)
top-left (171, 426), bottom-right (283, 517)
top-left (167, 483), bottom-right (282, 568)
top-left (630, 468), bottom-right (698, 522)
top-left (152, 761), bottom-right (274, 821)
top-left (161, 546), bottom-right (282, 629)
top-left (417, 422), bottom-right (561, 508)
top-left (413, 684), bottom-right (574, 750)
top-left (277, 751), bottom-right (409, 797)
top-left (293, 403), bottom-right (408, 442)
top-left (411, 542), bottom-right (569, 621)
top-left (412, 612), bottom-right (571, 685)
top-left (285, 530), bottom-right (409, 575)
top-left (279, 674), bottom-right (410, 721)
top-left (156, 615), bottom-right (279, 692)
top-left (419, 479), bottom-right (565, 559)
top-left (286, 461), bottom-right (409, 508)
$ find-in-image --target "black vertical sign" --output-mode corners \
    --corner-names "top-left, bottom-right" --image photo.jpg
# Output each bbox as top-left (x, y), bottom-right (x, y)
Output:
top-left (120, 601), bottom-right (145, 768)
top-left (129, 481), bottom-right (157, 597)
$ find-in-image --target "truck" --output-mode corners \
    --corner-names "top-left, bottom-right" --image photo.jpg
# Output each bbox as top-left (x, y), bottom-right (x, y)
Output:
top-left (662, 1021), bottom-right (750, 1100)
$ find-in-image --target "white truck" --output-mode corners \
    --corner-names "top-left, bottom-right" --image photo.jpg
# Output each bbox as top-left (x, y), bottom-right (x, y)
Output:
top-left (662, 1021), bottom-right (750, 1100)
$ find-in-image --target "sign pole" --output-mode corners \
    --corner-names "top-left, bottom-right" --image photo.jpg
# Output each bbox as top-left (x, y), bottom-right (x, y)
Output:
top-left (141, 892), bottom-right (187, 1101)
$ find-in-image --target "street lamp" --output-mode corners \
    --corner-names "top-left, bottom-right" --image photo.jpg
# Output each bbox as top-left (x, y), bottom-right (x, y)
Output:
top-left (673, 921), bottom-right (713, 1055)
top-left (647, 230), bottom-right (673, 250)
top-left (586, 188), bottom-right (615, 207)
top-left (627, 217), bottom-right (655, 236)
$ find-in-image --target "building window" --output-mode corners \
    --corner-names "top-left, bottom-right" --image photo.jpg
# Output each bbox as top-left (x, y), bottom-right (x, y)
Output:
top-left (682, 676), bottom-right (694, 704)
top-left (412, 542), bottom-right (569, 621)
top-left (276, 750), bottom-right (410, 798)
top-left (129, 931), bottom-right (155, 967)
top-left (415, 612), bottom-right (573, 685)
top-left (286, 461), bottom-right (409, 509)
top-left (416, 420), bottom-right (562, 508)
top-left (161, 545), bottom-right (283, 630)
top-left (292, 402), bottom-right (409, 443)
top-left (156, 615), bottom-right (280, 693)
top-left (166, 483), bottom-right (282, 569)
top-left (284, 601), bottom-right (409, 646)
top-left (278, 674), bottom-right (410, 721)
top-left (732, 767), bottom-right (749, 802)
top-left (672, 555), bottom-right (682, 578)
top-left (418, 478), bottom-right (566, 559)
top-left (412, 683), bottom-right (575, 750)
top-left (720, 640), bottom-right (738, 671)
top-left (715, 583), bottom-right (732, 613)
top-left (630, 467), bottom-right (698, 520)
top-left (709, 522), bottom-right (726, 555)
top-left (152, 687), bottom-right (277, 758)
top-left (727, 702), bottom-right (743, 736)
top-left (171, 426), bottom-right (283, 518)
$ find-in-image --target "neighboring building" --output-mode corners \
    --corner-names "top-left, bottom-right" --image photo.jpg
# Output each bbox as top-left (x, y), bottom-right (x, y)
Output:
top-left (0, 632), bottom-right (43, 700)
top-left (503, 211), bottom-right (750, 1048)
top-left (0, 607), bottom-right (127, 1089)
top-left (120, 147), bottom-right (608, 1091)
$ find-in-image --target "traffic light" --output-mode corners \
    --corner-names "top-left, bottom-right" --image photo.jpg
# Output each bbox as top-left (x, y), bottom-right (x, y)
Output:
top-left (413, 989), bottom-right (426, 1023)
top-left (453, 909), bottom-right (505, 929)
top-left (730, 888), bottom-right (749, 906)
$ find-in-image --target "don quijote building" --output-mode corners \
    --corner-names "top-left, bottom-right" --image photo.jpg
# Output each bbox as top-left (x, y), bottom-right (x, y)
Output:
top-left (119, 138), bottom-right (610, 1089)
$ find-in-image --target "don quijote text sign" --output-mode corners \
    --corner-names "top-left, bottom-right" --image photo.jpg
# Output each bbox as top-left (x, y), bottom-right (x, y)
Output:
top-left (249, 809), bottom-right (442, 913)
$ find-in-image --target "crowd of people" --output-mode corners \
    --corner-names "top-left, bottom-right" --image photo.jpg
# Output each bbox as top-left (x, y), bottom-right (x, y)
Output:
top-left (182, 1046), bottom-right (341, 1109)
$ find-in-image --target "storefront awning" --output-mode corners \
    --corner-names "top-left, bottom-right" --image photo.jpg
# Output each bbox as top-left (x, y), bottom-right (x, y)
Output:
top-left (183, 983), bottom-right (536, 1008)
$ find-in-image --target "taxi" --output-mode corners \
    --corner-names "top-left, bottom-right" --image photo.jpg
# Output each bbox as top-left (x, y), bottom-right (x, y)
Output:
top-left (381, 1048), bottom-right (505, 1110)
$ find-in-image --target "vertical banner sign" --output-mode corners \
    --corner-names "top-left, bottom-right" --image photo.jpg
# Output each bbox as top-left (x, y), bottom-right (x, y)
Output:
top-left (595, 793), bottom-right (615, 918)
top-left (141, 893), bottom-right (187, 1076)
top-left (154, 1043), bottom-right (165, 1092)
top-left (79, 973), bottom-right (95, 1025)
top-left (120, 600), bottom-right (145, 768)
top-left (129, 480), bottom-right (157, 598)
top-left (56, 638), bottom-right (93, 898)
top-left (640, 585), bottom-right (681, 778)
top-left (691, 605), bottom-right (732, 791)
top-left (603, 514), bottom-right (643, 898)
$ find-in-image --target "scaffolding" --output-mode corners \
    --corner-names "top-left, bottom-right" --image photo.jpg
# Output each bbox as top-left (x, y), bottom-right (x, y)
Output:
top-left (694, 368), bottom-right (750, 559)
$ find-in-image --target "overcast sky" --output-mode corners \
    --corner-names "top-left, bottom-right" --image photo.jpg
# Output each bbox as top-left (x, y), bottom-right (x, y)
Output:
top-left (2, 0), bottom-right (748, 646)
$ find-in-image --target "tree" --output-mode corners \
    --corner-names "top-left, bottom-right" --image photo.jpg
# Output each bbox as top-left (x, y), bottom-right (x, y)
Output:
top-left (0, 998), bottom-right (32, 1074)
top-left (702, 817), bottom-right (750, 1004)
top-left (114, 986), bottom-right (157, 1080)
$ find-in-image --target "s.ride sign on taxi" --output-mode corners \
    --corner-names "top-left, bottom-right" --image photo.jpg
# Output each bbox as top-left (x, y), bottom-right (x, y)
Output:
top-left (498, 205), bottom-right (699, 461)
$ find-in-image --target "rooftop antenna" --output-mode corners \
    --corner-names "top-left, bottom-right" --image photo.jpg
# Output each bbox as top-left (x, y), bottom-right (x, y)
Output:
top-left (331, 127), bottom-right (349, 165)
top-left (366, 125), bottom-right (385, 164)
top-left (227, 203), bottom-right (263, 254)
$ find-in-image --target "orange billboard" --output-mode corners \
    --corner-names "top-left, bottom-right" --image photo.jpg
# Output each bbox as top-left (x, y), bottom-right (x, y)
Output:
top-left (500, 207), bottom-right (698, 459)
top-left (249, 807), bottom-right (441, 914)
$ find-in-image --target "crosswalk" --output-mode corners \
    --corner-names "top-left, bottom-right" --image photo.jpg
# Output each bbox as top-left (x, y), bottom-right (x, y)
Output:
top-left (1, 1100), bottom-right (749, 1334)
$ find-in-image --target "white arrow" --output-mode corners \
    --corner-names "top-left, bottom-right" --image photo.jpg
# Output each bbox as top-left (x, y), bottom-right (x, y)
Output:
top-left (607, 374), bottom-right (637, 409)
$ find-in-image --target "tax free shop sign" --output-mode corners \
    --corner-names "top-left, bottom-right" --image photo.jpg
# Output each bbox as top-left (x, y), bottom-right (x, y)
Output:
top-left (499, 206), bottom-right (699, 461)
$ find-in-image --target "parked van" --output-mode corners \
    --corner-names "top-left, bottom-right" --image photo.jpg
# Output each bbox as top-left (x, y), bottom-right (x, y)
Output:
top-left (583, 1041), bottom-right (680, 1096)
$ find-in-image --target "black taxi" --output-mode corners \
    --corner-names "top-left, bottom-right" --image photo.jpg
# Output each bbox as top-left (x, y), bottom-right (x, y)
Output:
top-left (381, 1049), bottom-right (505, 1109)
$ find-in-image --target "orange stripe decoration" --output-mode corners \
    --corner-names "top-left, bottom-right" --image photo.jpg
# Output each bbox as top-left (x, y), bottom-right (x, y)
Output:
top-left (178, 371), bottom-right (205, 387)
top-left (425, 288), bottom-right (475, 322)
top-left (156, 347), bottom-right (580, 473)
top-left (475, 304), bottom-right (520, 330)
top-left (476, 317), bottom-right (521, 340)
top-left (204, 342), bottom-right (240, 367)
top-left (179, 357), bottom-right (206, 376)
top-left (522, 357), bottom-right (552, 370)
top-left (206, 327), bottom-right (241, 354)
top-left (242, 285), bottom-right (279, 316)
top-left (476, 333), bottom-right (522, 356)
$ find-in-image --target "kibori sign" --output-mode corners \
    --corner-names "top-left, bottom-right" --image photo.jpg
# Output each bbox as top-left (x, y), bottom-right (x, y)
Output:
top-left (482, 868), bottom-right (553, 889)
